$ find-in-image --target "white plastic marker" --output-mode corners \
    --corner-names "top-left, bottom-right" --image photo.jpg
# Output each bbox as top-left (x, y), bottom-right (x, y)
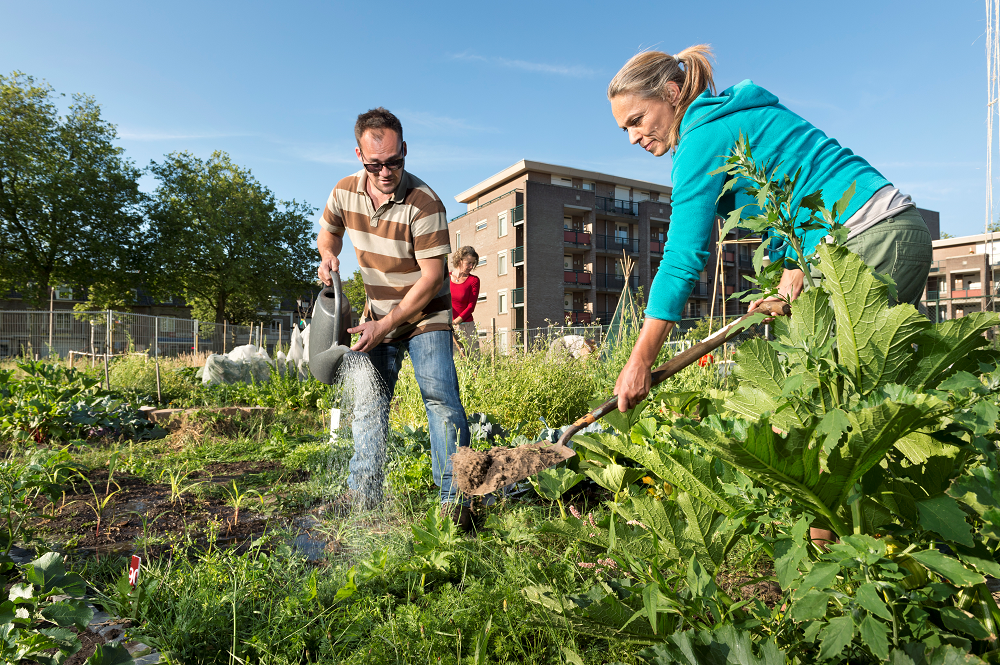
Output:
top-left (329, 407), bottom-right (341, 443)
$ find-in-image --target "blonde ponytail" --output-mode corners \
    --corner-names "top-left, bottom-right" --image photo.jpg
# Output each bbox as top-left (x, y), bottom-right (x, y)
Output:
top-left (607, 45), bottom-right (716, 151)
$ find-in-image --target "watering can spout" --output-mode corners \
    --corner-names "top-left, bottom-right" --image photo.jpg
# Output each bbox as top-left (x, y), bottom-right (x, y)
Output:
top-left (308, 272), bottom-right (353, 384)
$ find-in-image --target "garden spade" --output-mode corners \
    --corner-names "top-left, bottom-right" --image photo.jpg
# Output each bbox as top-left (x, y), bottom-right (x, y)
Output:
top-left (451, 300), bottom-right (790, 496)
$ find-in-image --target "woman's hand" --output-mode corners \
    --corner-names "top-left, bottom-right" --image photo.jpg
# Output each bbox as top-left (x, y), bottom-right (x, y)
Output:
top-left (615, 356), bottom-right (653, 412)
top-left (749, 267), bottom-right (804, 314)
top-left (613, 318), bottom-right (674, 412)
top-left (453, 316), bottom-right (464, 325)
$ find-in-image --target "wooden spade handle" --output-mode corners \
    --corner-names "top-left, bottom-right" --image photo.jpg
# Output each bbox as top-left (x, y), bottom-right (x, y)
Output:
top-left (554, 300), bottom-right (789, 447)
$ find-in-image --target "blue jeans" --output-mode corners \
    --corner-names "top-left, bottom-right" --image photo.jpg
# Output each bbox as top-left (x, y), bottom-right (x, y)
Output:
top-left (347, 330), bottom-right (470, 504)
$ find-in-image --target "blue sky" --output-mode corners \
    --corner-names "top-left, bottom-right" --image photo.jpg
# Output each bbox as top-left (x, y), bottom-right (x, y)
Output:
top-left (1, 0), bottom-right (991, 276)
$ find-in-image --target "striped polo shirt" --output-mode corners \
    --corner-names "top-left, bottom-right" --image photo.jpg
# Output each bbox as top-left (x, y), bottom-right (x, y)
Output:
top-left (321, 169), bottom-right (452, 341)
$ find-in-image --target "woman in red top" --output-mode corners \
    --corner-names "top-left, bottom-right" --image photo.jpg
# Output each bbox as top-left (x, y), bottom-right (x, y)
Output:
top-left (450, 246), bottom-right (480, 353)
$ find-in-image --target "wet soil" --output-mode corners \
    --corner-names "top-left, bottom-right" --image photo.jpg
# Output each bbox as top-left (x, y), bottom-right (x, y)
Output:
top-left (452, 442), bottom-right (575, 496)
top-left (34, 461), bottom-right (308, 558)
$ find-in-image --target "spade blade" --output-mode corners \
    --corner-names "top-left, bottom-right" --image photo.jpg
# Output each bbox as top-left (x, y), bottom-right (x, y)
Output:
top-left (451, 442), bottom-right (576, 496)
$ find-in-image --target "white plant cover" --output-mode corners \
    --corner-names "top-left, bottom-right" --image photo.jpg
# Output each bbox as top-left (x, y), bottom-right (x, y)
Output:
top-left (287, 326), bottom-right (303, 363)
top-left (200, 344), bottom-right (273, 385)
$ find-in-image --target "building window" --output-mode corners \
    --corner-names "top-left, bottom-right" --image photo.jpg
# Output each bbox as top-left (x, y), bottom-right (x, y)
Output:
top-left (456, 230), bottom-right (461, 248)
top-left (54, 313), bottom-right (72, 333)
top-left (551, 175), bottom-right (573, 188)
top-left (477, 293), bottom-right (488, 304)
top-left (563, 216), bottom-right (572, 230)
top-left (498, 211), bottom-right (508, 237)
top-left (477, 255), bottom-right (487, 267)
top-left (582, 181), bottom-right (595, 191)
top-left (499, 329), bottom-right (508, 352)
top-left (476, 219), bottom-right (487, 232)
top-left (498, 251), bottom-right (507, 276)
top-left (160, 317), bottom-right (175, 332)
top-left (564, 255), bottom-right (572, 269)
top-left (498, 290), bottom-right (508, 314)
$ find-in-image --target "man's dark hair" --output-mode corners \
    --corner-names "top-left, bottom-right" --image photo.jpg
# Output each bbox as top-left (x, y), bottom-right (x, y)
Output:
top-left (354, 107), bottom-right (403, 144)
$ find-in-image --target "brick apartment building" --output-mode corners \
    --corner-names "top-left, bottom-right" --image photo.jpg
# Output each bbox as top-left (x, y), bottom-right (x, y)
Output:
top-left (448, 160), bottom-right (762, 346)
top-left (922, 228), bottom-right (1000, 323)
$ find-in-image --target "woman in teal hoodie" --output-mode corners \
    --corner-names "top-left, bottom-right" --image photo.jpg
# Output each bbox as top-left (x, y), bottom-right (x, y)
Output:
top-left (609, 44), bottom-right (932, 413)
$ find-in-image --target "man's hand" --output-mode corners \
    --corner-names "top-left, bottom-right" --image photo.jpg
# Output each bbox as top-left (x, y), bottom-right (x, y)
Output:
top-left (615, 356), bottom-right (652, 412)
top-left (349, 318), bottom-right (392, 353)
top-left (318, 254), bottom-right (340, 286)
top-left (317, 228), bottom-right (343, 286)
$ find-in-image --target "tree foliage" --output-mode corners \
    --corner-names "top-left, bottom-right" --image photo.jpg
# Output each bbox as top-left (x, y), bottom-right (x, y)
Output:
top-left (341, 268), bottom-right (367, 317)
top-left (147, 151), bottom-right (316, 324)
top-left (0, 72), bottom-right (145, 306)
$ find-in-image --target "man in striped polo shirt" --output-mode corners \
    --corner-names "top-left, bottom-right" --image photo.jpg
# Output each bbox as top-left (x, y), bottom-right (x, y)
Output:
top-left (316, 107), bottom-right (473, 530)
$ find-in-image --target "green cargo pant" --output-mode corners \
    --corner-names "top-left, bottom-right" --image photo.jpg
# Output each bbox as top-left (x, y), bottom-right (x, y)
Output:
top-left (843, 207), bottom-right (932, 306)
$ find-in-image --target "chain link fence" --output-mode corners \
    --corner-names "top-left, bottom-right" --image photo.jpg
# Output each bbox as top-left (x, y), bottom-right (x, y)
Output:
top-left (0, 310), bottom-right (291, 360)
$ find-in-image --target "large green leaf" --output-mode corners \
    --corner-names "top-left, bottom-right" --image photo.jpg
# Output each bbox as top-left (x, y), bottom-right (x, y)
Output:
top-left (640, 625), bottom-right (784, 665)
top-left (676, 397), bottom-right (947, 535)
top-left (726, 339), bottom-right (811, 432)
top-left (816, 244), bottom-right (929, 395)
top-left (613, 493), bottom-right (742, 574)
top-left (573, 434), bottom-right (738, 517)
top-left (773, 286), bottom-right (835, 372)
top-left (908, 549), bottom-right (985, 587)
top-left (915, 495), bottom-right (973, 547)
top-left (529, 467), bottom-right (585, 501)
top-left (909, 312), bottom-right (1000, 390)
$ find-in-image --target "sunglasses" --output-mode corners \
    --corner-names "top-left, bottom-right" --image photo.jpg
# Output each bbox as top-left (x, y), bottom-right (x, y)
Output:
top-left (359, 149), bottom-right (404, 174)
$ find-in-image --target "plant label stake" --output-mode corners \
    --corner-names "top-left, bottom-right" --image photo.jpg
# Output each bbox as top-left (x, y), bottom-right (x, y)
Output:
top-left (128, 555), bottom-right (141, 589)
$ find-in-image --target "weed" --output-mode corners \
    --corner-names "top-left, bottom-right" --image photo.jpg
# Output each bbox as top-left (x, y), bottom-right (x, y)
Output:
top-left (159, 465), bottom-right (207, 505)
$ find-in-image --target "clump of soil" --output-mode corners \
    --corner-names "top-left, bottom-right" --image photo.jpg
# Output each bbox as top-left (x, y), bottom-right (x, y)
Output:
top-left (452, 442), bottom-right (574, 495)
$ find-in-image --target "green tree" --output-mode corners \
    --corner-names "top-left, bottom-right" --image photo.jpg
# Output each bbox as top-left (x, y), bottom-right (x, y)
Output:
top-left (147, 151), bottom-right (316, 325)
top-left (341, 268), bottom-right (367, 317)
top-left (0, 72), bottom-right (146, 306)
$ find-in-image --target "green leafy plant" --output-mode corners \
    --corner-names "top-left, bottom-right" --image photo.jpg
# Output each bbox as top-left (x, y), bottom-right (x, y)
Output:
top-left (220, 480), bottom-right (263, 525)
top-left (159, 465), bottom-right (206, 505)
top-left (529, 466), bottom-right (585, 518)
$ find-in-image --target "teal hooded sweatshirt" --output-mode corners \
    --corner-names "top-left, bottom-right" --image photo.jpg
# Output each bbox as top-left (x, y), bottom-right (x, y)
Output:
top-left (645, 80), bottom-right (890, 322)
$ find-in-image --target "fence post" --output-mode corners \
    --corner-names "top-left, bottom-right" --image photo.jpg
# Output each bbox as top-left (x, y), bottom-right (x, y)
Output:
top-left (278, 322), bottom-right (282, 354)
top-left (491, 317), bottom-right (496, 364)
top-left (194, 320), bottom-right (199, 354)
top-left (223, 321), bottom-right (228, 354)
top-left (154, 317), bottom-right (159, 358)
top-left (48, 287), bottom-right (54, 358)
top-left (90, 322), bottom-right (95, 368)
top-left (106, 310), bottom-right (112, 357)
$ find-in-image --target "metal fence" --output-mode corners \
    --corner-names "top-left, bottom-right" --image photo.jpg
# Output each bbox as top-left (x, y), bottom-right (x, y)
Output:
top-left (0, 310), bottom-right (291, 360)
top-left (471, 316), bottom-right (768, 355)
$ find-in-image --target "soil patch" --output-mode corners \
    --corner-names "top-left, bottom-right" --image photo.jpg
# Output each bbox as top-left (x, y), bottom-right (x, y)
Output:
top-left (452, 442), bottom-right (575, 495)
top-left (717, 567), bottom-right (783, 609)
top-left (33, 462), bottom-right (306, 558)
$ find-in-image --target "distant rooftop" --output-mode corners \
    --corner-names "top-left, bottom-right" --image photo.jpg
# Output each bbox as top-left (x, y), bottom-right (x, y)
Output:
top-left (933, 231), bottom-right (1000, 248)
top-left (454, 159), bottom-right (672, 204)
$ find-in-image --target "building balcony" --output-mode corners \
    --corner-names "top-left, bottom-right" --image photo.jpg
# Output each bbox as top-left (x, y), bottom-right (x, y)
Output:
top-left (594, 310), bottom-right (615, 322)
top-left (650, 240), bottom-right (665, 254)
top-left (722, 251), bottom-right (735, 266)
top-left (950, 289), bottom-right (983, 299)
top-left (596, 234), bottom-right (639, 254)
top-left (596, 273), bottom-right (639, 291)
top-left (594, 196), bottom-right (639, 217)
top-left (564, 310), bottom-right (592, 324)
top-left (512, 287), bottom-right (524, 306)
top-left (511, 205), bottom-right (524, 226)
top-left (564, 270), bottom-right (592, 286)
top-left (512, 246), bottom-right (524, 266)
top-left (926, 291), bottom-right (941, 299)
top-left (564, 230), bottom-right (591, 246)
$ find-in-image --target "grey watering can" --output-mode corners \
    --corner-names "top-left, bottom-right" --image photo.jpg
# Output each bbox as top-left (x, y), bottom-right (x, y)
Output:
top-left (308, 272), bottom-right (354, 384)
